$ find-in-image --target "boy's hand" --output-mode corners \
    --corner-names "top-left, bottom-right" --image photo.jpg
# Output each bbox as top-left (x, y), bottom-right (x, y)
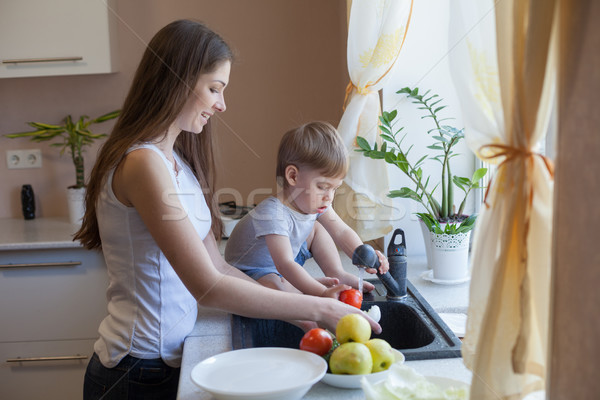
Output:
top-left (376, 250), bottom-right (389, 274)
top-left (364, 250), bottom-right (389, 275)
top-left (321, 283), bottom-right (351, 299)
top-left (316, 276), bottom-right (340, 287)
top-left (362, 280), bottom-right (375, 292)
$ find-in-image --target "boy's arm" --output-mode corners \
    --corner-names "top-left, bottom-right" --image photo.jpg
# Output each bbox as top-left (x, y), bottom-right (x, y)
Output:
top-left (317, 208), bottom-right (363, 258)
top-left (264, 234), bottom-right (333, 296)
top-left (318, 207), bottom-right (389, 274)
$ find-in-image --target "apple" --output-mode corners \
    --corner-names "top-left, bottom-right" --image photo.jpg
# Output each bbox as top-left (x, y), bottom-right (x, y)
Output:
top-left (365, 338), bottom-right (395, 372)
top-left (336, 313), bottom-right (371, 344)
top-left (329, 342), bottom-right (373, 375)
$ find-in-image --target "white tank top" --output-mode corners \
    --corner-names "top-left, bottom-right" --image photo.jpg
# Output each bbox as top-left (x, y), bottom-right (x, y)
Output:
top-left (94, 143), bottom-right (211, 368)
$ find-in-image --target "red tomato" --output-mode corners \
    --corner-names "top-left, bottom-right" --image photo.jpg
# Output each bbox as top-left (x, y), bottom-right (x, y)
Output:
top-left (299, 328), bottom-right (334, 356)
top-left (339, 289), bottom-right (363, 309)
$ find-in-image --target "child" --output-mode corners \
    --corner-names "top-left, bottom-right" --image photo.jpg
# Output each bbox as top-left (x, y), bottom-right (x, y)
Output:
top-left (225, 121), bottom-right (388, 298)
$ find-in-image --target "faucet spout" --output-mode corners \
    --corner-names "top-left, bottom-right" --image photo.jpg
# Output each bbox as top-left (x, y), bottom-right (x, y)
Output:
top-left (352, 243), bottom-right (406, 300)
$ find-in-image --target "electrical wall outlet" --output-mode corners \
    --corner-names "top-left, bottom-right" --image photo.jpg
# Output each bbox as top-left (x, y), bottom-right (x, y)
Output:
top-left (6, 149), bottom-right (42, 169)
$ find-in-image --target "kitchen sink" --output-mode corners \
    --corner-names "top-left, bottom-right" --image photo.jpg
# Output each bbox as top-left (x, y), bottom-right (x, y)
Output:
top-left (231, 280), bottom-right (462, 360)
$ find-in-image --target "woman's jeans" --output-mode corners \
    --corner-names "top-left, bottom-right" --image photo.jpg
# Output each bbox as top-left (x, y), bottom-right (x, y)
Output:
top-left (83, 353), bottom-right (180, 400)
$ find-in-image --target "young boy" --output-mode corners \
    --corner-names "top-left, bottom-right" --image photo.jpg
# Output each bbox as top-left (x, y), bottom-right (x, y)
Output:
top-left (224, 121), bottom-right (388, 298)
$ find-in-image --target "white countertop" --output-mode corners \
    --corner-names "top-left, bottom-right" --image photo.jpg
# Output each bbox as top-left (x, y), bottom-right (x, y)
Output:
top-left (0, 218), bottom-right (471, 398)
top-left (0, 217), bottom-right (82, 250)
top-left (178, 241), bottom-right (472, 399)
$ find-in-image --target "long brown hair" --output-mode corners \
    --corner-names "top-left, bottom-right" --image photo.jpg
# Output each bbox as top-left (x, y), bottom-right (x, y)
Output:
top-left (75, 20), bottom-right (232, 249)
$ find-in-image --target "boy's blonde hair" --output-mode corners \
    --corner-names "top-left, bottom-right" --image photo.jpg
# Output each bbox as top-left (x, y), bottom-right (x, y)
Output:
top-left (276, 121), bottom-right (348, 187)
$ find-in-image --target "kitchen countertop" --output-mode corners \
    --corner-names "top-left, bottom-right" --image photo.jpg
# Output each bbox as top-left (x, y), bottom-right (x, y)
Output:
top-left (0, 218), bottom-right (472, 398)
top-left (0, 217), bottom-right (81, 250)
top-left (178, 241), bottom-right (472, 399)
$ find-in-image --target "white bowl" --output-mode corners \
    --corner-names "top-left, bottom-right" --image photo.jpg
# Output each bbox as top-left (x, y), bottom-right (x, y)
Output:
top-left (190, 347), bottom-right (327, 400)
top-left (321, 349), bottom-right (405, 389)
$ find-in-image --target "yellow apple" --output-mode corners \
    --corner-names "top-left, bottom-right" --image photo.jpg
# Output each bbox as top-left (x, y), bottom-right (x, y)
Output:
top-left (335, 313), bottom-right (371, 344)
top-left (329, 342), bottom-right (373, 375)
top-left (365, 338), bottom-right (395, 372)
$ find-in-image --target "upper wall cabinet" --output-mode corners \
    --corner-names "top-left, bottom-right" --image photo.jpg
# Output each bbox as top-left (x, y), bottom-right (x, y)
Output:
top-left (0, 0), bottom-right (118, 79)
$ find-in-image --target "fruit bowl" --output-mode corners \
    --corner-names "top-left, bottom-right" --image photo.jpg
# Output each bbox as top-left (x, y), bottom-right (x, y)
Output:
top-left (321, 349), bottom-right (405, 389)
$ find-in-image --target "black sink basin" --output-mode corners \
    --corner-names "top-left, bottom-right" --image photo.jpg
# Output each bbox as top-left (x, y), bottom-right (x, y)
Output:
top-left (231, 280), bottom-right (462, 360)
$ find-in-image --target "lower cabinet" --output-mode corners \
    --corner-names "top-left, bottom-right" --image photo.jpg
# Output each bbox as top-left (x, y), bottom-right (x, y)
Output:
top-left (0, 247), bottom-right (108, 400)
top-left (0, 339), bottom-right (96, 400)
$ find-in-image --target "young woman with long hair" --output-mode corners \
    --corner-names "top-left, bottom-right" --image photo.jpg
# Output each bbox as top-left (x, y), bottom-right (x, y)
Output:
top-left (75, 20), bottom-right (380, 399)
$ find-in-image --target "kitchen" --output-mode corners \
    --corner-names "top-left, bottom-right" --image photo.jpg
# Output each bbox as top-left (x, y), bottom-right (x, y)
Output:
top-left (1, 0), bottom-right (598, 399)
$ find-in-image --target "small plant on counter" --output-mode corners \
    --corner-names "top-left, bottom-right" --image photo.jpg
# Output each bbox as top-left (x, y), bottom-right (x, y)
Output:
top-left (5, 110), bottom-right (120, 189)
top-left (355, 87), bottom-right (486, 234)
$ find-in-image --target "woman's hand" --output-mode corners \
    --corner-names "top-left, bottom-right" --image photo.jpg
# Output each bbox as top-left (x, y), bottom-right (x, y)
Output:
top-left (317, 298), bottom-right (382, 334)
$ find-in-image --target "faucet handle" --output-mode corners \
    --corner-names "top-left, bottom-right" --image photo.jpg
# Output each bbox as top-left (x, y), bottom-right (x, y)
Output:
top-left (387, 229), bottom-right (407, 257)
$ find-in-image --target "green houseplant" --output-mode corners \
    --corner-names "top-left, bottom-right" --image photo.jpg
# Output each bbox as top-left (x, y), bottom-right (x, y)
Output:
top-left (355, 87), bottom-right (486, 233)
top-left (356, 87), bottom-right (486, 281)
top-left (6, 110), bottom-right (120, 223)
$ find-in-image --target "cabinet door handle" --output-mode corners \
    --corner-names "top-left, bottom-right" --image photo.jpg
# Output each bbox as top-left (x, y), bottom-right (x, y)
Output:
top-left (6, 355), bottom-right (88, 363)
top-left (0, 261), bottom-right (82, 269)
top-left (2, 56), bottom-right (83, 64)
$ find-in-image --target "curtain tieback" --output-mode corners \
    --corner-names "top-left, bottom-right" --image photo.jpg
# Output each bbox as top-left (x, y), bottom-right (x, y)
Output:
top-left (479, 143), bottom-right (554, 208)
top-left (342, 81), bottom-right (376, 110)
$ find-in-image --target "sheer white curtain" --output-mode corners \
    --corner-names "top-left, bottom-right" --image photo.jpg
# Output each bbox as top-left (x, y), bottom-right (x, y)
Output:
top-left (450, 0), bottom-right (557, 398)
top-left (335, 0), bottom-right (413, 241)
top-left (448, 0), bottom-right (502, 195)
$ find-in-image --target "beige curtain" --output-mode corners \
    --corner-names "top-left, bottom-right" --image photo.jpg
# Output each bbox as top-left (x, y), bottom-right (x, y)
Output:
top-left (460, 0), bottom-right (557, 399)
top-left (334, 0), bottom-right (413, 241)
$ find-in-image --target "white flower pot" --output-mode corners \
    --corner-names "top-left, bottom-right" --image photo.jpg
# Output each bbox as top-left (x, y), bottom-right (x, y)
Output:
top-left (67, 187), bottom-right (85, 225)
top-left (429, 231), bottom-right (471, 280)
top-left (419, 219), bottom-right (434, 268)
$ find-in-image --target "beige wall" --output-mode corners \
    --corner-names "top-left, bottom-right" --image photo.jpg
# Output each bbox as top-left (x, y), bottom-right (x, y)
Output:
top-left (0, 0), bottom-right (347, 219)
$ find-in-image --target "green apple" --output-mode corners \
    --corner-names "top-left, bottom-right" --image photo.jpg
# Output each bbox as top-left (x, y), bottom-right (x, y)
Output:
top-left (329, 342), bottom-right (373, 375)
top-left (365, 338), bottom-right (395, 372)
top-left (335, 313), bottom-right (371, 344)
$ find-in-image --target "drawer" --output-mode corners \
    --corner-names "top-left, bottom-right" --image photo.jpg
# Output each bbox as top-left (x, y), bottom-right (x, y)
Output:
top-left (0, 248), bottom-right (108, 342)
top-left (0, 338), bottom-right (95, 400)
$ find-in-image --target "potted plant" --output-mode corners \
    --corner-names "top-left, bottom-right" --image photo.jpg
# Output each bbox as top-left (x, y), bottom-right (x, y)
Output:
top-left (5, 110), bottom-right (120, 224)
top-left (355, 87), bottom-right (486, 281)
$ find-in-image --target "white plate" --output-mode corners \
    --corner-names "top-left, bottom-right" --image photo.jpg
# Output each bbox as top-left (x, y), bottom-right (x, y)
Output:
top-left (321, 349), bottom-right (405, 389)
top-left (421, 269), bottom-right (471, 285)
top-left (191, 347), bottom-right (327, 400)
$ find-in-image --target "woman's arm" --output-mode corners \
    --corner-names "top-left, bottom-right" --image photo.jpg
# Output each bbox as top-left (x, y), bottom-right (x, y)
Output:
top-left (114, 149), bottom-right (380, 333)
top-left (203, 231), bottom-right (258, 284)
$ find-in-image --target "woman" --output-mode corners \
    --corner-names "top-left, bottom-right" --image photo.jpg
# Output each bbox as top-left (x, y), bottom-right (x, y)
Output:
top-left (75, 19), bottom-right (380, 400)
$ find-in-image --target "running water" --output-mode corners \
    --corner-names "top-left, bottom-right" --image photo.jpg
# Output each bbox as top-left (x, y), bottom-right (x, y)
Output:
top-left (358, 267), bottom-right (365, 294)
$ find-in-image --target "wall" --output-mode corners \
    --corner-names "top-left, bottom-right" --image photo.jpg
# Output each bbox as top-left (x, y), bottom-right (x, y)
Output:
top-left (0, 0), bottom-right (348, 219)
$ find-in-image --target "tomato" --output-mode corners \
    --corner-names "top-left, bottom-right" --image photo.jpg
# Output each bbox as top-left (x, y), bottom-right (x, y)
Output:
top-left (299, 328), bottom-right (334, 356)
top-left (339, 289), bottom-right (363, 309)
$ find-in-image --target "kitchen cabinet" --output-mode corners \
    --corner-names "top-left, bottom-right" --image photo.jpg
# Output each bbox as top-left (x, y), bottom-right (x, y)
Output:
top-left (0, 223), bottom-right (109, 400)
top-left (0, 0), bottom-right (118, 79)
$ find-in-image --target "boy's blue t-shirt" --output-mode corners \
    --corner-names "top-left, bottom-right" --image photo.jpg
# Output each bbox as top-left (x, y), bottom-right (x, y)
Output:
top-left (224, 197), bottom-right (322, 278)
